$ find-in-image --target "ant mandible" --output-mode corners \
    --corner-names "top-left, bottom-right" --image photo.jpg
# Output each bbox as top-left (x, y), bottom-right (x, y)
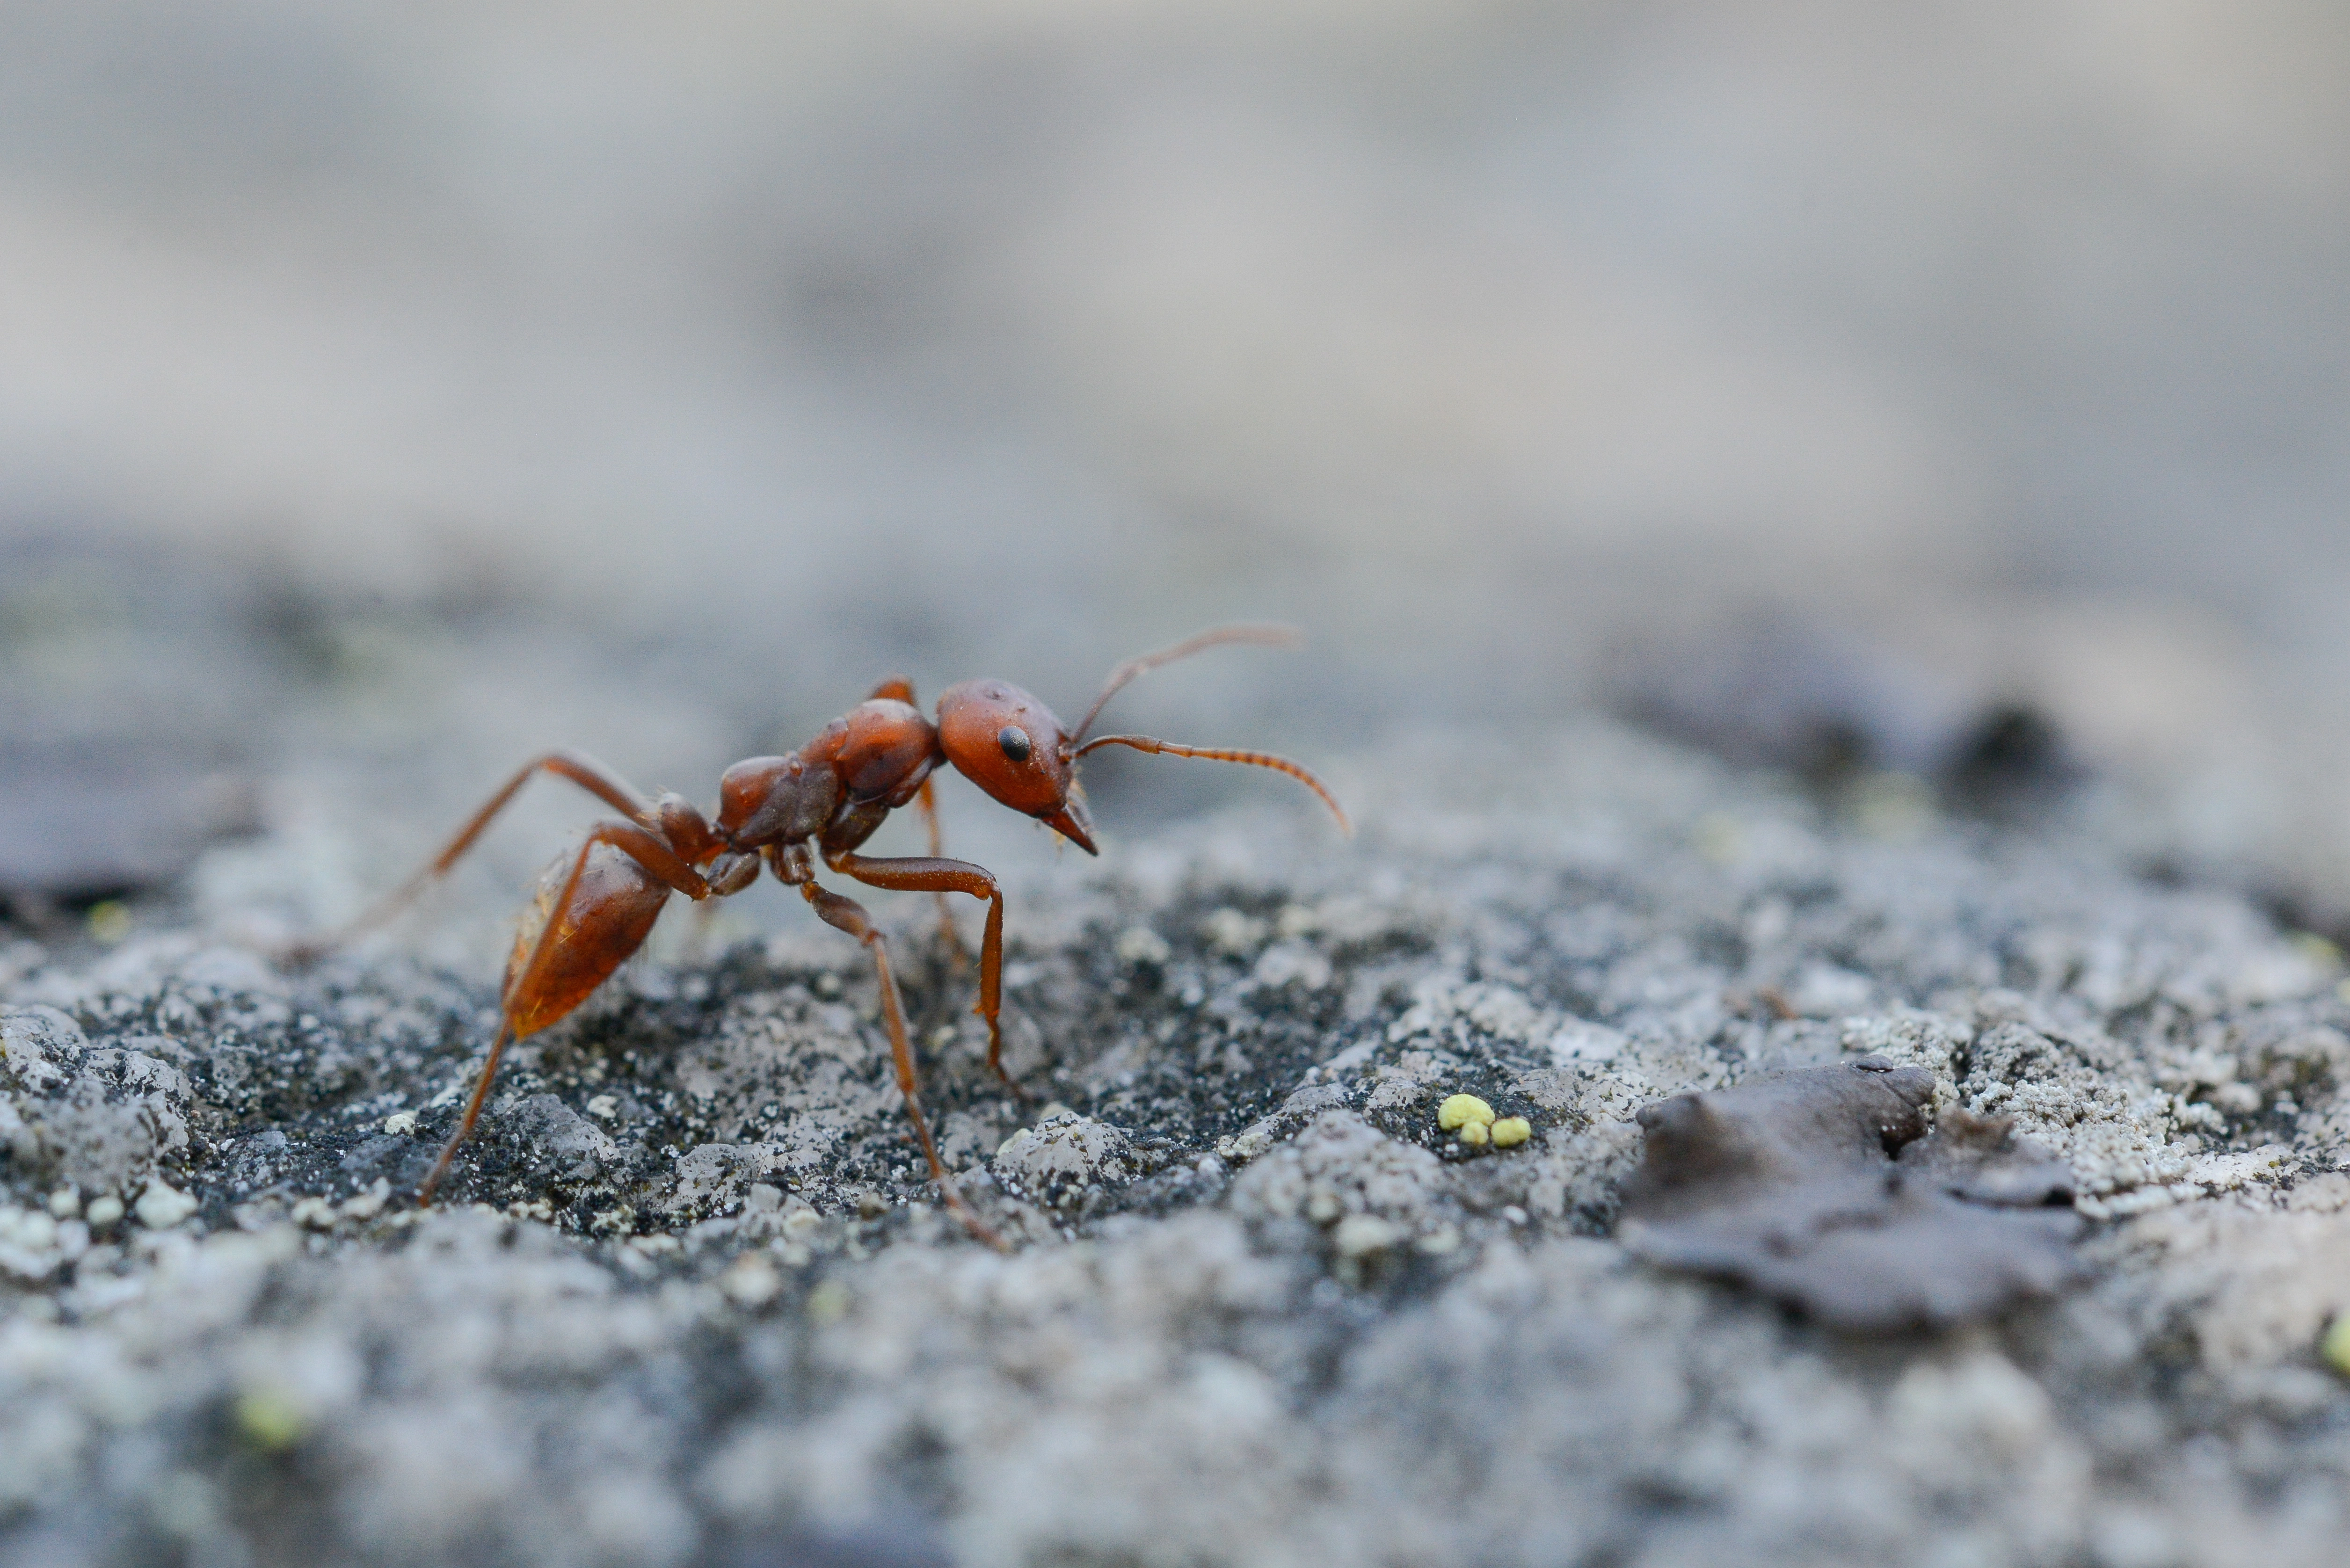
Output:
top-left (306, 624), bottom-right (1349, 1248)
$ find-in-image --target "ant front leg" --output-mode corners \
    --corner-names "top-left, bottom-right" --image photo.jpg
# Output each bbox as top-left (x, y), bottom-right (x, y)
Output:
top-left (867, 674), bottom-right (968, 964)
top-left (292, 749), bottom-right (658, 960)
top-left (800, 880), bottom-right (1007, 1251)
top-left (910, 776), bottom-right (969, 965)
top-left (826, 852), bottom-right (1015, 1093)
top-left (418, 820), bottom-right (711, 1205)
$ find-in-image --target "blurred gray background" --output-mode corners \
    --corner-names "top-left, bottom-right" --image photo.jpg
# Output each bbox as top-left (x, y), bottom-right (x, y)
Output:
top-left (4, 0), bottom-right (2349, 929)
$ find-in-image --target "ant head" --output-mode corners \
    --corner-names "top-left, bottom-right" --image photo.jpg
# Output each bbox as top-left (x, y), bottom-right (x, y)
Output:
top-left (935, 679), bottom-right (1097, 854)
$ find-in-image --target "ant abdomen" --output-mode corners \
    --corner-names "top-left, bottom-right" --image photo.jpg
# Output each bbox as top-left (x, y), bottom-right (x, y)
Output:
top-left (502, 840), bottom-right (669, 1038)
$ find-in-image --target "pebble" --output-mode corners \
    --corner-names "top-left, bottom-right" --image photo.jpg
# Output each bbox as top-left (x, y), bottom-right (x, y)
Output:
top-left (0, 1207), bottom-right (58, 1250)
top-left (289, 1197), bottom-right (337, 1230)
top-left (720, 1253), bottom-right (783, 1307)
top-left (84, 1194), bottom-right (124, 1230)
top-left (1332, 1215), bottom-right (1402, 1258)
top-left (134, 1182), bottom-right (198, 1230)
top-left (382, 1111), bottom-right (419, 1136)
top-left (1200, 907), bottom-right (1268, 954)
top-left (1415, 1225), bottom-right (1462, 1256)
top-left (1115, 925), bottom-right (1172, 965)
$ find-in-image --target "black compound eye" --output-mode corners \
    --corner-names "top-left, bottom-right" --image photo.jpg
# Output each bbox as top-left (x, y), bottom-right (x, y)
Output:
top-left (997, 725), bottom-right (1033, 764)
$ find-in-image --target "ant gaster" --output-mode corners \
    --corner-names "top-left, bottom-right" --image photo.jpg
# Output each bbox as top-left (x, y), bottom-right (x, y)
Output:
top-left (307, 625), bottom-right (1349, 1248)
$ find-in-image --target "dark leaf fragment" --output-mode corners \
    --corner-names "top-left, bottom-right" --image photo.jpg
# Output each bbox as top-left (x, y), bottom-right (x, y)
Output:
top-left (1618, 1058), bottom-right (2085, 1328)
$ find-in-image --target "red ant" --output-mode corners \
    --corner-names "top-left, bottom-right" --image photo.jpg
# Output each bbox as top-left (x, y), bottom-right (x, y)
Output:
top-left (303, 625), bottom-right (1349, 1247)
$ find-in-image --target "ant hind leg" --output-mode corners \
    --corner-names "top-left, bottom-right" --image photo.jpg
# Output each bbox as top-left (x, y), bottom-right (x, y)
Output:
top-left (290, 750), bottom-right (659, 963)
top-left (418, 818), bottom-right (709, 1204)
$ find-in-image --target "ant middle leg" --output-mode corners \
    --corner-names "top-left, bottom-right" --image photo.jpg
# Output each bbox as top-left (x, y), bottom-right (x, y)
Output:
top-left (800, 879), bottom-right (1007, 1250)
top-left (418, 820), bottom-right (710, 1204)
top-left (825, 852), bottom-right (1014, 1091)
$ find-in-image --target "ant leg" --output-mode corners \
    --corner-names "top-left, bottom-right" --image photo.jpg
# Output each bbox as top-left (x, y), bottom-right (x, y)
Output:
top-left (294, 750), bottom-right (657, 959)
top-left (800, 879), bottom-right (1007, 1251)
top-left (418, 1019), bottom-right (516, 1206)
top-left (826, 853), bottom-right (1015, 1093)
top-left (866, 676), bottom-right (965, 962)
top-left (418, 820), bottom-right (709, 1204)
top-left (912, 776), bottom-right (968, 966)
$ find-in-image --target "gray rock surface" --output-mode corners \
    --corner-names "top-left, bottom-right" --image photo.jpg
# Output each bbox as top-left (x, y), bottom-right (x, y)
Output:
top-left (7, 712), bottom-right (2350, 1567)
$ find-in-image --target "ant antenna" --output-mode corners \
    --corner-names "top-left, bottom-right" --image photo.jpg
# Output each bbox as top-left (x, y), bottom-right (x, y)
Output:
top-left (1073, 734), bottom-right (1352, 835)
top-left (1068, 624), bottom-right (1302, 749)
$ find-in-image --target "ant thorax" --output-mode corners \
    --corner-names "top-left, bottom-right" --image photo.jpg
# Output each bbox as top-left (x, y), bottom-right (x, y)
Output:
top-left (715, 752), bottom-right (837, 849)
top-left (824, 700), bottom-right (939, 807)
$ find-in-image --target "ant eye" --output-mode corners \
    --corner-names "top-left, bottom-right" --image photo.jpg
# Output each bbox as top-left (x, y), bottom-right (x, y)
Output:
top-left (997, 725), bottom-right (1033, 763)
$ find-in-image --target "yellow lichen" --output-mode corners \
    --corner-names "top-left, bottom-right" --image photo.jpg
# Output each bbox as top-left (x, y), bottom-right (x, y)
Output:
top-left (2323, 1314), bottom-right (2350, 1376)
top-left (1438, 1093), bottom-right (1494, 1132)
top-left (1690, 812), bottom-right (1745, 865)
top-left (1457, 1118), bottom-right (1490, 1147)
top-left (807, 1279), bottom-right (854, 1325)
top-left (2289, 931), bottom-right (2343, 971)
top-left (1489, 1116), bottom-right (1532, 1149)
top-left (234, 1387), bottom-right (309, 1452)
top-left (85, 900), bottom-right (131, 945)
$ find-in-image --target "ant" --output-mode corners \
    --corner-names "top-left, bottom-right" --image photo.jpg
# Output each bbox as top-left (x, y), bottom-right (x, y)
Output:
top-left (300, 624), bottom-right (1349, 1247)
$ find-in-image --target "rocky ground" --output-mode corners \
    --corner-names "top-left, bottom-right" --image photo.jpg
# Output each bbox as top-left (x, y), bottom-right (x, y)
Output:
top-left (11, 6), bottom-right (2350, 1565)
top-left (7, 705), bottom-right (2350, 1568)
